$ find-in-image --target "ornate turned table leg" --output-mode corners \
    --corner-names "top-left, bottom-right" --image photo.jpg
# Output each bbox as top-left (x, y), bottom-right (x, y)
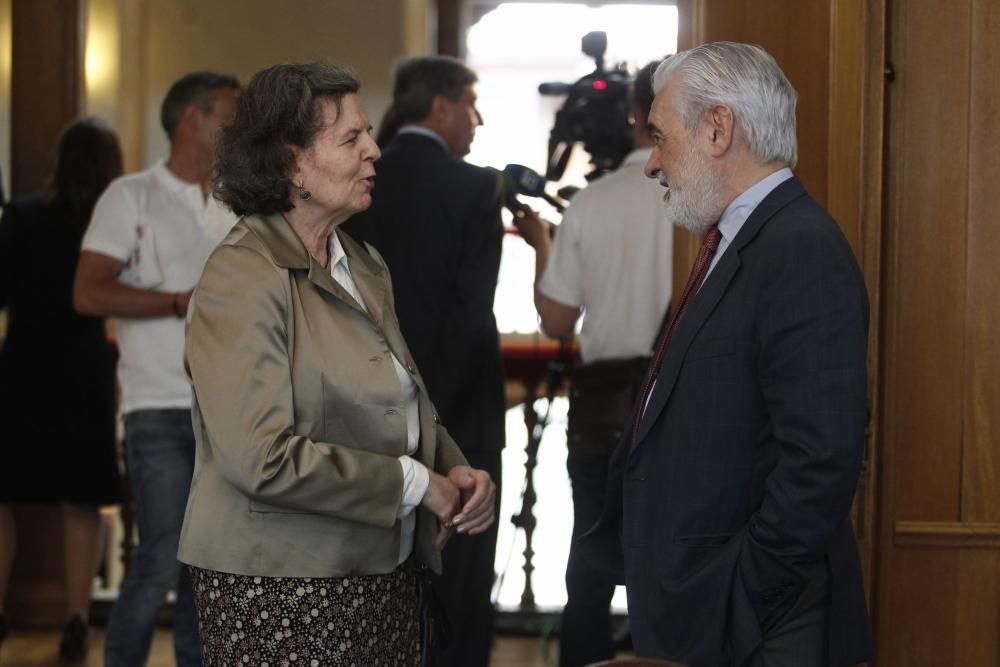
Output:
top-left (511, 379), bottom-right (540, 610)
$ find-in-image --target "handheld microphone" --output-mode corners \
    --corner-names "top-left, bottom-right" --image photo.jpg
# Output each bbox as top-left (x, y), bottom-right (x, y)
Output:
top-left (538, 82), bottom-right (572, 96)
top-left (502, 163), bottom-right (566, 212)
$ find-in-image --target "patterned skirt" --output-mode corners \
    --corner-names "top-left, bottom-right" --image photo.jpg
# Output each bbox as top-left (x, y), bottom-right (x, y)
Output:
top-left (189, 564), bottom-right (421, 667)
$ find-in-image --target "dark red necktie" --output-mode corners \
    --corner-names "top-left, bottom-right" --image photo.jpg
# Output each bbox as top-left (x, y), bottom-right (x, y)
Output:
top-left (631, 225), bottom-right (723, 445)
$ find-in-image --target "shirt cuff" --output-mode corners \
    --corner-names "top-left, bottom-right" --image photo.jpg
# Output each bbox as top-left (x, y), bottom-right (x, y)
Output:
top-left (397, 455), bottom-right (430, 518)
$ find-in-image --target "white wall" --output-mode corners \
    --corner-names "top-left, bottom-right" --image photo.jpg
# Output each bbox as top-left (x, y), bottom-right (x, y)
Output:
top-left (136, 0), bottom-right (424, 166)
top-left (3, 1), bottom-right (432, 187)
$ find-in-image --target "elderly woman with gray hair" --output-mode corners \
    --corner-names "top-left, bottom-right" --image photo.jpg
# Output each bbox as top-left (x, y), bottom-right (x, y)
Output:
top-left (178, 61), bottom-right (496, 666)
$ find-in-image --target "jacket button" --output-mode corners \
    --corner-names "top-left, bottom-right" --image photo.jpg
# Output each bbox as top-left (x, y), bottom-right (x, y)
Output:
top-left (433, 413), bottom-right (441, 424)
top-left (385, 408), bottom-right (398, 416)
top-left (406, 362), bottom-right (416, 374)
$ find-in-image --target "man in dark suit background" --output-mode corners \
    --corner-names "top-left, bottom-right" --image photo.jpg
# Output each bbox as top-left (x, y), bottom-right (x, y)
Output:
top-left (583, 42), bottom-right (873, 667)
top-left (344, 56), bottom-right (505, 667)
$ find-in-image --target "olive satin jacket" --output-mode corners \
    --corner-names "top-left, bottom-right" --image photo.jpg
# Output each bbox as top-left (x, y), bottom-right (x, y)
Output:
top-left (178, 213), bottom-right (467, 578)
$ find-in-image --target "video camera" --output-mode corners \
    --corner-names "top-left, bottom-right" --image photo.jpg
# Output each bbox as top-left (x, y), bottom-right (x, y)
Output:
top-left (539, 31), bottom-right (634, 182)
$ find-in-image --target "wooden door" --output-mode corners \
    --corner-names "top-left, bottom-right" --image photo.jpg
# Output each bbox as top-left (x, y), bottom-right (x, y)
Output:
top-left (874, 0), bottom-right (1000, 664)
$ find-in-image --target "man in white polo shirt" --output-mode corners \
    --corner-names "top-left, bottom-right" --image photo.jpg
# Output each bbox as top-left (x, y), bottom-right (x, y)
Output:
top-left (514, 60), bottom-right (673, 667)
top-left (74, 71), bottom-right (240, 667)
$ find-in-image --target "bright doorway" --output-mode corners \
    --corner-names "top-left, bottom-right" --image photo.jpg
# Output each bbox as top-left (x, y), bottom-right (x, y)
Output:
top-left (468, 2), bottom-right (678, 613)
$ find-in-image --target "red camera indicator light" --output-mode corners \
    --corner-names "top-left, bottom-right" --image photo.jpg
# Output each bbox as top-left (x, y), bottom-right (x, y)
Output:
top-left (592, 79), bottom-right (608, 91)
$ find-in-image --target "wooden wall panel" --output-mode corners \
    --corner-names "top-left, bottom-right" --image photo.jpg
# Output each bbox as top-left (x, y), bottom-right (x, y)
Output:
top-left (953, 549), bottom-right (1000, 666)
top-left (884, 548), bottom-right (959, 665)
top-left (883, 546), bottom-right (1000, 665)
top-left (886, 0), bottom-right (968, 523)
top-left (964, 0), bottom-right (1000, 524)
top-left (9, 0), bottom-right (83, 195)
top-left (876, 0), bottom-right (1000, 663)
top-left (854, 1), bottom-right (887, 605)
top-left (827, 0), bottom-right (866, 254)
top-left (826, 0), bottom-right (886, 594)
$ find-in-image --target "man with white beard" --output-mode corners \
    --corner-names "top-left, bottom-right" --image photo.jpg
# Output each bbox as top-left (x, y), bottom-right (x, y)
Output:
top-left (581, 42), bottom-right (873, 667)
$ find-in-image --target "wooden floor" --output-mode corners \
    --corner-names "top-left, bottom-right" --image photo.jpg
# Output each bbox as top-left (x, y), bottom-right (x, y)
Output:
top-left (0, 627), bottom-right (633, 666)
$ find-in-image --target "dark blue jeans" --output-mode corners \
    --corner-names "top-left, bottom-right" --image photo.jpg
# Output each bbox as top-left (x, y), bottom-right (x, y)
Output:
top-left (105, 409), bottom-right (201, 667)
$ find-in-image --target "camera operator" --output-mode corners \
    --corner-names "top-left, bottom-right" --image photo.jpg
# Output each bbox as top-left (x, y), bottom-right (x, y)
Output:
top-left (514, 59), bottom-right (673, 667)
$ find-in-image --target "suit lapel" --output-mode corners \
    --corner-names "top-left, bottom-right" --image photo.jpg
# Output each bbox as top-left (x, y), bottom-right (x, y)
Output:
top-left (631, 177), bottom-right (807, 451)
top-left (632, 248), bottom-right (741, 449)
top-left (245, 213), bottom-right (374, 320)
top-left (305, 262), bottom-right (373, 320)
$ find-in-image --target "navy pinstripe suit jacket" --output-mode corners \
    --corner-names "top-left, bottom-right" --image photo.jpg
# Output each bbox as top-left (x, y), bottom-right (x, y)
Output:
top-left (585, 177), bottom-right (873, 667)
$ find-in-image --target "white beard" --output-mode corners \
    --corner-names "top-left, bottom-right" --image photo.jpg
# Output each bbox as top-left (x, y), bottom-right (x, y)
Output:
top-left (660, 142), bottom-right (725, 234)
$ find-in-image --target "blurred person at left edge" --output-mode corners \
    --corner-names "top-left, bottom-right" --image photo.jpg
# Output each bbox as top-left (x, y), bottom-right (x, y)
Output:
top-left (0, 118), bottom-right (124, 663)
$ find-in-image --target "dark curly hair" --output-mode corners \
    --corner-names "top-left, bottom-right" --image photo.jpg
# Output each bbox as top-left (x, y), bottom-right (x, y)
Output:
top-left (213, 62), bottom-right (360, 217)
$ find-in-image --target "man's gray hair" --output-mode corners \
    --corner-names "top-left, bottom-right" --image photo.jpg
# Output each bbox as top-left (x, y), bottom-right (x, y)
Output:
top-left (653, 42), bottom-right (798, 168)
